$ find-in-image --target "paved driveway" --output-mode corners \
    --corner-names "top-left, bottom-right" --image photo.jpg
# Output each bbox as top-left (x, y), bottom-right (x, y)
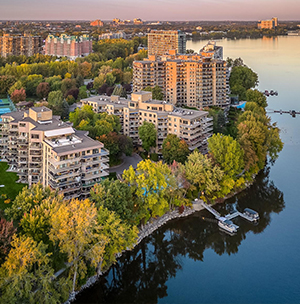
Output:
top-left (109, 153), bottom-right (143, 175)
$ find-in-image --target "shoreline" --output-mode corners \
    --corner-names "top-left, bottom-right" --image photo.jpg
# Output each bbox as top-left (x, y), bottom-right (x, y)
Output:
top-left (65, 206), bottom-right (197, 304)
top-left (65, 177), bottom-right (257, 303)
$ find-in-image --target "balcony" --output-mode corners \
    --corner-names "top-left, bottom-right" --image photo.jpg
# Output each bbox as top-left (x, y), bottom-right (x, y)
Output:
top-left (81, 170), bottom-right (109, 181)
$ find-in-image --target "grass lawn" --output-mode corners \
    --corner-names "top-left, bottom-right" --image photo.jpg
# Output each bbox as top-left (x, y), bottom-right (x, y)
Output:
top-left (0, 162), bottom-right (27, 211)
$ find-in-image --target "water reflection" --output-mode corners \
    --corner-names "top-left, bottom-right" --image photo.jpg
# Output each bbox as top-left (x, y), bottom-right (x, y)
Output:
top-left (75, 166), bottom-right (284, 304)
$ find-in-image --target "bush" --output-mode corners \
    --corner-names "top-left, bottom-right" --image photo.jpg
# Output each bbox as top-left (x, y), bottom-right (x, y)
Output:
top-left (150, 153), bottom-right (158, 162)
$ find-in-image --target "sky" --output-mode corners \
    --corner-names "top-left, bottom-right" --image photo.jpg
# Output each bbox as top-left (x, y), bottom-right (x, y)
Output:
top-left (1, 0), bottom-right (300, 21)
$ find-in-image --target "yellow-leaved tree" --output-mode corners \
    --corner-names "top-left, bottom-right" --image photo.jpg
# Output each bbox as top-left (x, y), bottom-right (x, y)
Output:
top-left (49, 198), bottom-right (108, 293)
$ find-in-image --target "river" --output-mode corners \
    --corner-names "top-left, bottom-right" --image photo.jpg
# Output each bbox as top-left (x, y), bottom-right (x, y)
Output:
top-left (75, 36), bottom-right (300, 304)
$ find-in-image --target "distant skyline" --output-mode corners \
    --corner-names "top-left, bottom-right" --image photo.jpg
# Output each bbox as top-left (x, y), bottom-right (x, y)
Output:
top-left (1, 0), bottom-right (300, 21)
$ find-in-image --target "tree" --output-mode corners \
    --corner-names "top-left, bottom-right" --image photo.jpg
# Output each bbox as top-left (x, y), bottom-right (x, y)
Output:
top-left (106, 72), bottom-right (116, 86)
top-left (138, 121), bottom-right (157, 153)
top-left (143, 85), bottom-right (164, 100)
top-left (96, 206), bottom-right (138, 273)
top-left (122, 160), bottom-right (173, 219)
top-left (0, 235), bottom-right (70, 304)
top-left (246, 89), bottom-right (268, 108)
top-left (79, 85), bottom-right (88, 99)
top-left (8, 81), bottom-right (24, 96)
top-left (185, 150), bottom-right (224, 201)
top-left (78, 61), bottom-right (92, 78)
top-left (208, 133), bottom-right (244, 178)
top-left (162, 134), bottom-right (190, 164)
top-left (65, 88), bottom-right (79, 100)
top-left (49, 198), bottom-right (108, 293)
top-left (25, 74), bottom-right (43, 96)
top-left (93, 74), bottom-right (106, 90)
top-left (61, 78), bottom-right (76, 95)
top-left (10, 88), bottom-right (26, 103)
top-left (45, 75), bottom-right (62, 91)
top-left (36, 82), bottom-right (50, 99)
top-left (5, 183), bottom-right (56, 223)
top-left (47, 90), bottom-right (64, 116)
top-left (229, 66), bottom-right (258, 100)
top-left (90, 179), bottom-right (137, 224)
top-left (0, 217), bottom-right (16, 262)
top-left (0, 75), bottom-right (16, 94)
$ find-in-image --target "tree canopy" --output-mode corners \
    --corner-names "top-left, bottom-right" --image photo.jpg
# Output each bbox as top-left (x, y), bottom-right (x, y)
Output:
top-left (162, 134), bottom-right (190, 164)
top-left (138, 121), bottom-right (157, 153)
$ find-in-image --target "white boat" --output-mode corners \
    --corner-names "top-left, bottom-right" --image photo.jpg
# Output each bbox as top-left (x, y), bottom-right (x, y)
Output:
top-left (218, 218), bottom-right (238, 233)
top-left (243, 208), bottom-right (259, 221)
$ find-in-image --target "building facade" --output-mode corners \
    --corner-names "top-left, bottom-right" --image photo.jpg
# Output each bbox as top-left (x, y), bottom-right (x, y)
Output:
top-left (0, 107), bottom-right (109, 200)
top-left (99, 31), bottom-right (126, 40)
top-left (258, 17), bottom-right (278, 29)
top-left (133, 49), bottom-right (229, 109)
top-left (90, 20), bottom-right (104, 27)
top-left (44, 34), bottom-right (92, 60)
top-left (148, 30), bottom-right (186, 56)
top-left (81, 92), bottom-right (213, 153)
top-left (0, 33), bottom-right (43, 58)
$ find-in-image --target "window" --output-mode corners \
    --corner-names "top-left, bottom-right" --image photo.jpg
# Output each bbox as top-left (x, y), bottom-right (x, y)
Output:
top-left (31, 134), bottom-right (39, 139)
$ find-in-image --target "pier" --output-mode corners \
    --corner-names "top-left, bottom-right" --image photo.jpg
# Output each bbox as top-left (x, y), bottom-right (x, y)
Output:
top-left (268, 109), bottom-right (300, 117)
top-left (199, 201), bottom-right (259, 234)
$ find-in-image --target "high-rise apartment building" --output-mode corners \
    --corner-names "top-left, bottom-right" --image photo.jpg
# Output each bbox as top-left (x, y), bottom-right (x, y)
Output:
top-left (148, 30), bottom-right (186, 56)
top-left (99, 31), bottom-right (126, 40)
top-left (133, 49), bottom-right (229, 109)
top-left (0, 33), bottom-right (43, 58)
top-left (90, 19), bottom-right (104, 27)
top-left (0, 107), bottom-right (109, 200)
top-left (258, 17), bottom-right (278, 29)
top-left (81, 92), bottom-right (213, 153)
top-left (44, 34), bottom-right (92, 60)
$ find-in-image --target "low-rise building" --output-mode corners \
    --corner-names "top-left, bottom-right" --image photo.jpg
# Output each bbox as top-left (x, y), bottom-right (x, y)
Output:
top-left (81, 92), bottom-right (213, 153)
top-left (0, 107), bottom-right (109, 199)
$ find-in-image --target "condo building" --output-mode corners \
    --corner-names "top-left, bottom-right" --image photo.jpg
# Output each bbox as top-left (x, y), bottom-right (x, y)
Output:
top-left (0, 33), bottom-right (43, 58)
top-left (148, 30), bottom-right (186, 56)
top-left (0, 107), bottom-right (109, 200)
top-left (81, 92), bottom-right (213, 153)
top-left (44, 34), bottom-right (92, 60)
top-left (99, 31), bottom-right (126, 40)
top-left (258, 17), bottom-right (278, 29)
top-left (133, 49), bottom-right (229, 109)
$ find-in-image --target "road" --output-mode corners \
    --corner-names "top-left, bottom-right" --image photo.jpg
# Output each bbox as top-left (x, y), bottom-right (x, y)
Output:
top-left (109, 153), bottom-right (142, 175)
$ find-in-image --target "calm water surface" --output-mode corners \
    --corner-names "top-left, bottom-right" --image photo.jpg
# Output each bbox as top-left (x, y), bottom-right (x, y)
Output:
top-left (75, 37), bottom-right (300, 304)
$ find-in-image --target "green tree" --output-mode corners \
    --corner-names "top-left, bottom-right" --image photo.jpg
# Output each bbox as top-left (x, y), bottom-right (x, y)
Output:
top-left (123, 160), bottom-right (173, 220)
top-left (25, 74), bottom-right (43, 96)
top-left (208, 133), bottom-right (244, 178)
top-left (47, 90), bottom-right (64, 116)
top-left (185, 150), bottom-right (224, 201)
top-left (91, 179), bottom-right (137, 225)
top-left (8, 80), bottom-right (24, 96)
top-left (138, 121), bottom-right (157, 153)
top-left (5, 184), bottom-right (56, 223)
top-left (105, 72), bottom-right (116, 86)
top-left (97, 206), bottom-right (138, 273)
top-left (143, 85), bottom-right (164, 100)
top-left (93, 74), bottom-right (106, 90)
top-left (162, 134), bottom-right (190, 164)
top-left (0, 75), bottom-right (16, 94)
top-left (246, 89), bottom-right (268, 108)
top-left (229, 66), bottom-right (258, 100)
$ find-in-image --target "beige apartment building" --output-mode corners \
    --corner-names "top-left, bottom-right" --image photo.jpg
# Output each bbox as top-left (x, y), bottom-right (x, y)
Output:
top-left (81, 92), bottom-right (213, 153)
top-left (0, 33), bottom-right (43, 57)
top-left (0, 107), bottom-right (109, 200)
top-left (258, 17), bottom-right (278, 29)
top-left (133, 50), bottom-right (229, 109)
top-left (148, 30), bottom-right (186, 56)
